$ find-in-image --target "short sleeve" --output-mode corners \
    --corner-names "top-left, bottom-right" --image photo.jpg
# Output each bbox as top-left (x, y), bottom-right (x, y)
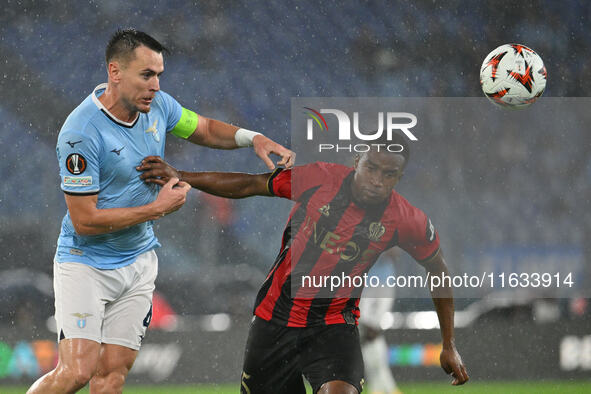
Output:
top-left (56, 129), bottom-right (101, 195)
top-left (157, 90), bottom-right (183, 132)
top-left (267, 168), bottom-right (291, 199)
top-left (268, 162), bottom-right (329, 201)
top-left (398, 209), bottom-right (440, 262)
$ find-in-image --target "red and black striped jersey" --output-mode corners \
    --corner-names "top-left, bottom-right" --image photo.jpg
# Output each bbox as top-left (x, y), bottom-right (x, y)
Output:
top-left (254, 162), bottom-right (440, 327)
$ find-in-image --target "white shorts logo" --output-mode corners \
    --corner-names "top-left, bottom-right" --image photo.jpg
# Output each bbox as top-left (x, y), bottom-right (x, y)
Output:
top-left (72, 313), bottom-right (92, 329)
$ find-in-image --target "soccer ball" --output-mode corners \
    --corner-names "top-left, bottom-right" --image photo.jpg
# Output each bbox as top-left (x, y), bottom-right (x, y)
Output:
top-left (480, 43), bottom-right (547, 109)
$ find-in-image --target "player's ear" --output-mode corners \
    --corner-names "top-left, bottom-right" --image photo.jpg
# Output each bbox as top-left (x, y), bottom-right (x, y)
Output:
top-left (353, 153), bottom-right (361, 169)
top-left (391, 171), bottom-right (403, 189)
top-left (108, 61), bottom-right (122, 83)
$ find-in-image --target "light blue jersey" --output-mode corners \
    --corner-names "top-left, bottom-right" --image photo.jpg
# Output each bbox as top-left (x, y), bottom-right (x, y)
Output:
top-left (55, 84), bottom-right (182, 269)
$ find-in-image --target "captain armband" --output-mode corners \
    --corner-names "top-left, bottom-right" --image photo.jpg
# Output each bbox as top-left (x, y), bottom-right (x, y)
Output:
top-left (171, 107), bottom-right (199, 139)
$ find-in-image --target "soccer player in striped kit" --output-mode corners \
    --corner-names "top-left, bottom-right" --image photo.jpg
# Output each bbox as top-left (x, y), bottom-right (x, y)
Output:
top-left (139, 134), bottom-right (468, 393)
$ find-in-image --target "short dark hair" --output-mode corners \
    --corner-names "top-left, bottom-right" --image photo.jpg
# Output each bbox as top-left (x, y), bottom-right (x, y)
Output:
top-left (105, 28), bottom-right (168, 64)
top-left (357, 132), bottom-right (410, 167)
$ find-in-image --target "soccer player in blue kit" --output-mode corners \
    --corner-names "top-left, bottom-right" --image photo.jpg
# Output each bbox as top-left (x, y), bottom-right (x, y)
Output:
top-left (27, 29), bottom-right (294, 394)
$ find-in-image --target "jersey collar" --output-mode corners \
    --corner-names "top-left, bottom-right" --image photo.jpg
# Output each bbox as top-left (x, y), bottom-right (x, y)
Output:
top-left (91, 83), bottom-right (140, 128)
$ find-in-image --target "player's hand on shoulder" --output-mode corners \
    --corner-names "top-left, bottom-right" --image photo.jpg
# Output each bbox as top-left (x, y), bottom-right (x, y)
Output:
top-left (153, 177), bottom-right (191, 217)
top-left (137, 156), bottom-right (181, 186)
top-left (252, 134), bottom-right (295, 170)
top-left (440, 343), bottom-right (469, 385)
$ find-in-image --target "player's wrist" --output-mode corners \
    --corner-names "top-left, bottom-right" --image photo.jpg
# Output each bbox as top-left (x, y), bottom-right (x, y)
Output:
top-left (442, 338), bottom-right (456, 350)
top-left (235, 128), bottom-right (262, 147)
top-left (148, 200), bottom-right (167, 219)
top-left (177, 170), bottom-right (186, 183)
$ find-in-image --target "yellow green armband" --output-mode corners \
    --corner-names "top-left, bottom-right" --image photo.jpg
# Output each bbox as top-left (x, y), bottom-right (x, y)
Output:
top-left (171, 107), bottom-right (199, 139)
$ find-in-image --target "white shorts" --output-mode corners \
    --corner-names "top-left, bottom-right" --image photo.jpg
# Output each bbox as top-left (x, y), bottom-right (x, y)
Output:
top-left (53, 249), bottom-right (158, 350)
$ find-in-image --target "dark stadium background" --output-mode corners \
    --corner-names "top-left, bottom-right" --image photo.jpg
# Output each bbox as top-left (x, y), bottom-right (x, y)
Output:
top-left (0, 1), bottom-right (590, 392)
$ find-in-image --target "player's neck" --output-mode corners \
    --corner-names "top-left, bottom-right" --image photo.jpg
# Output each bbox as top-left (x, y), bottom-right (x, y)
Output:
top-left (98, 86), bottom-right (139, 124)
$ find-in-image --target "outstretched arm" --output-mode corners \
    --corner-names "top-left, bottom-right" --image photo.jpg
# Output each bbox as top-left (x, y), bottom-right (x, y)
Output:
top-left (172, 109), bottom-right (295, 170)
top-left (137, 156), bottom-right (273, 199)
top-left (419, 250), bottom-right (469, 386)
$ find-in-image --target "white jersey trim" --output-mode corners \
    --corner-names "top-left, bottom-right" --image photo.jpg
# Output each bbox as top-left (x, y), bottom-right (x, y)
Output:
top-left (91, 83), bottom-right (139, 128)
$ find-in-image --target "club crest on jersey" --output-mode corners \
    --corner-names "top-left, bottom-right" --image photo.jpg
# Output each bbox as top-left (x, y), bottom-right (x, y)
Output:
top-left (145, 119), bottom-right (160, 142)
top-left (368, 222), bottom-right (386, 242)
top-left (66, 153), bottom-right (87, 175)
top-left (318, 204), bottom-right (330, 217)
top-left (71, 313), bottom-right (92, 329)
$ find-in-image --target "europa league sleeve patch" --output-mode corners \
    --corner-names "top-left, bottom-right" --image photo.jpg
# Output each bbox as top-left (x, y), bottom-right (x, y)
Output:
top-left (66, 153), bottom-right (87, 175)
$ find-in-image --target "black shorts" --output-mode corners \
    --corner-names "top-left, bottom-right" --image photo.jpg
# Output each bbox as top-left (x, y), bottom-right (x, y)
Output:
top-left (241, 317), bottom-right (365, 394)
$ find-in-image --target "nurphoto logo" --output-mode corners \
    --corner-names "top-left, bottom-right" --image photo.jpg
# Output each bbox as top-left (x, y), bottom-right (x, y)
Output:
top-left (303, 107), bottom-right (418, 152)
